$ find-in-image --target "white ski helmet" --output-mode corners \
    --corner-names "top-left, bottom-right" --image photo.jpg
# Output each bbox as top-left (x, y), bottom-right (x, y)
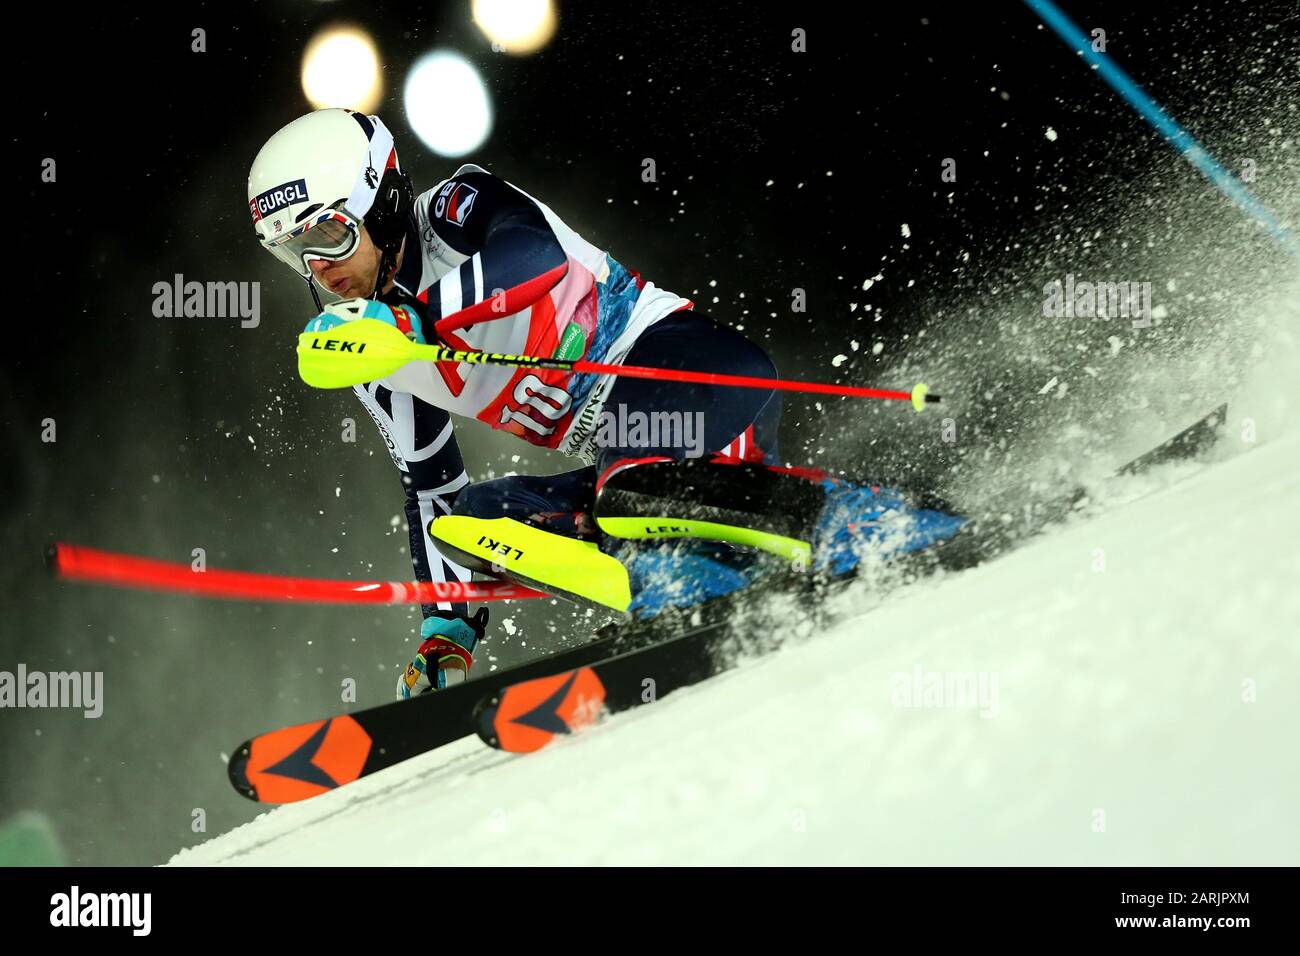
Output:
top-left (247, 108), bottom-right (413, 303)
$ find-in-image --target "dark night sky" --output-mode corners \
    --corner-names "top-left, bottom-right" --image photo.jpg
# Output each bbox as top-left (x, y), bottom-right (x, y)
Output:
top-left (3, 2), bottom-right (1298, 863)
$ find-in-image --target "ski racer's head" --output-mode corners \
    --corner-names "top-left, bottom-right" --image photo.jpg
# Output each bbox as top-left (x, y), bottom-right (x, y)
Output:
top-left (247, 108), bottom-right (414, 309)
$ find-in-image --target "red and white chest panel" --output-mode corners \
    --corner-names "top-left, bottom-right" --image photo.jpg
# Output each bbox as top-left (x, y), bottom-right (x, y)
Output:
top-left (381, 164), bottom-right (691, 458)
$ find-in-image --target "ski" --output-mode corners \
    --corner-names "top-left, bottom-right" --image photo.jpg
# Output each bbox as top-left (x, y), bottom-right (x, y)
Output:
top-left (227, 522), bottom-right (881, 803)
top-left (228, 404), bottom-right (1227, 794)
top-left (1116, 403), bottom-right (1227, 476)
top-left (227, 582), bottom-right (753, 802)
top-left (472, 617), bottom-right (743, 752)
top-left (472, 404), bottom-right (1229, 753)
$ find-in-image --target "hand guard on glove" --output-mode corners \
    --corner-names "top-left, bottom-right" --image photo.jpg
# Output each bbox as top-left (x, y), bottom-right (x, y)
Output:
top-left (305, 297), bottom-right (428, 344)
top-left (397, 607), bottom-right (490, 699)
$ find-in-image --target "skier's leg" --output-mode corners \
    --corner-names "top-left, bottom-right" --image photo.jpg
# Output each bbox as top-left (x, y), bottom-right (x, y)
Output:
top-left (593, 308), bottom-right (783, 487)
top-left (590, 309), bottom-right (966, 586)
top-left (436, 465), bottom-right (633, 610)
top-left (452, 465), bottom-right (599, 539)
top-left (589, 310), bottom-right (790, 614)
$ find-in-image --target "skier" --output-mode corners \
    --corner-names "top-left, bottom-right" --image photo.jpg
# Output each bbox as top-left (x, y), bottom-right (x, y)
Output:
top-left (247, 109), bottom-right (964, 698)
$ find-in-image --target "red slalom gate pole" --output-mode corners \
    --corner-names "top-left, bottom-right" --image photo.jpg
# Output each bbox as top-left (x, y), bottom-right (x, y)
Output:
top-left (49, 543), bottom-right (546, 605)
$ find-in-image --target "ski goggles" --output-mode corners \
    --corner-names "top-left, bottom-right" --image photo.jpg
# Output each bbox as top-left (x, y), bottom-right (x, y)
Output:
top-left (261, 203), bottom-right (363, 278)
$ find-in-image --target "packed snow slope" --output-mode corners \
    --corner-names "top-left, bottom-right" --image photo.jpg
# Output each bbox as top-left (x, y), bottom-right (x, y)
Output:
top-left (173, 429), bottom-right (1299, 865)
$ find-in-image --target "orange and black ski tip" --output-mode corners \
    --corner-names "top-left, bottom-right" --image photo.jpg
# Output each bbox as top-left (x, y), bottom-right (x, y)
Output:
top-left (229, 716), bottom-right (374, 803)
top-left (474, 667), bottom-right (608, 753)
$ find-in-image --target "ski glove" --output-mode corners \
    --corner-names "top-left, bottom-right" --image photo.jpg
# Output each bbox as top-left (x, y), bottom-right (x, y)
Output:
top-left (304, 297), bottom-right (427, 344)
top-left (397, 607), bottom-right (490, 699)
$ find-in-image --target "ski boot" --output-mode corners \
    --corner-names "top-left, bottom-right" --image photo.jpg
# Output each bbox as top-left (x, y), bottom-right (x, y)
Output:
top-left (616, 538), bottom-right (782, 619)
top-left (812, 478), bottom-right (968, 576)
top-left (397, 607), bottom-right (491, 697)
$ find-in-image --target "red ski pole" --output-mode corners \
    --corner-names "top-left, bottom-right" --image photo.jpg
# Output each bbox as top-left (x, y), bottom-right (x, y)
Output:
top-left (49, 543), bottom-right (546, 605)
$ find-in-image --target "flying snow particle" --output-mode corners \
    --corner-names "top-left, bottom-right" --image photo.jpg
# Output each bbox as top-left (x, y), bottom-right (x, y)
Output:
top-left (1045, 127), bottom-right (1058, 141)
top-left (1038, 376), bottom-right (1059, 395)
top-left (832, 354), bottom-right (848, 367)
top-left (872, 342), bottom-right (884, 355)
top-left (901, 223), bottom-right (911, 238)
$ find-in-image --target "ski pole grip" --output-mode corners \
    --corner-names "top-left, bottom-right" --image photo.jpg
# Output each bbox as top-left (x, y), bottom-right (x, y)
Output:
top-left (910, 383), bottom-right (941, 411)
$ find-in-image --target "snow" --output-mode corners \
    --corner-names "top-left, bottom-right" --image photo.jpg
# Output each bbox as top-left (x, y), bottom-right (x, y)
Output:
top-left (171, 428), bottom-right (1300, 865)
